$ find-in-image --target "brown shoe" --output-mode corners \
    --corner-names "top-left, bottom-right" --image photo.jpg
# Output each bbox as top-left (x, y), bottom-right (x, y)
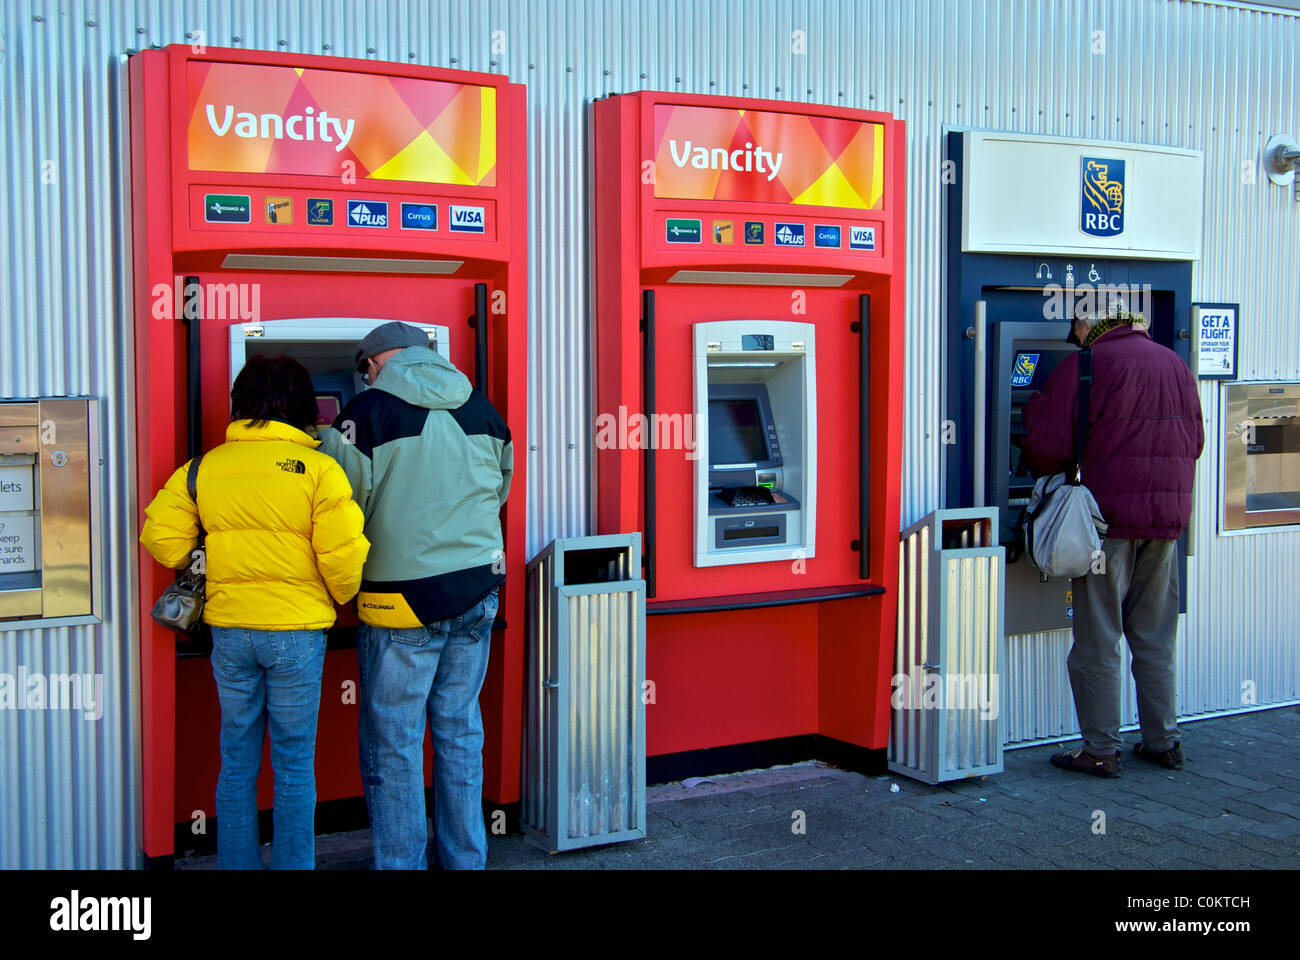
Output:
top-left (1134, 741), bottom-right (1185, 770)
top-left (1051, 747), bottom-right (1121, 778)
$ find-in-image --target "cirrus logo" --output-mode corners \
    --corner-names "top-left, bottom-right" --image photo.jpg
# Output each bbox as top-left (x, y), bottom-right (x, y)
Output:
top-left (401, 203), bottom-right (437, 231)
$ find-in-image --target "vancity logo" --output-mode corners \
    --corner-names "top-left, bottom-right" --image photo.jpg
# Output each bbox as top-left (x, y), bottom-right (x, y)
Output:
top-left (667, 139), bottom-right (785, 182)
top-left (203, 104), bottom-right (356, 153)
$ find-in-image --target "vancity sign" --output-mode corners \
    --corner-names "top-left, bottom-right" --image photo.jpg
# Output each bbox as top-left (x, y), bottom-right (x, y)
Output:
top-left (652, 103), bottom-right (886, 209)
top-left (185, 60), bottom-right (499, 186)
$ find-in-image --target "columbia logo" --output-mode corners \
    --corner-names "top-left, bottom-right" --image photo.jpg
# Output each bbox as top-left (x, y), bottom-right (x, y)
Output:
top-left (362, 602), bottom-right (395, 610)
top-left (277, 459), bottom-right (306, 474)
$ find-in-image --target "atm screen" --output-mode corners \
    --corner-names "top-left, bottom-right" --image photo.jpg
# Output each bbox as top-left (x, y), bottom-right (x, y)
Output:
top-left (710, 398), bottom-right (768, 464)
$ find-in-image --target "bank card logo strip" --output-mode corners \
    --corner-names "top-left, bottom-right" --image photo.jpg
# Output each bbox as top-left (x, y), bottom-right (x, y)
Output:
top-left (347, 199), bottom-right (389, 228)
top-left (401, 202), bottom-right (438, 230)
top-left (1080, 156), bottom-right (1125, 238)
top-left (774, 222), bottom-right (805, 247)
top-left (666, 218), bottom-right (702, 243)
top-left (204, 193), bottom-right (251, 223)
top-left (814, 224), bottom-right (841, 248)
top-left (1011, 353), bottom-right (1040, 387)
top-left (448, 204), bottom-right (485, 232)
top-left (849, 225), bottom-right (876, 250)
top-left (306, 197), bottom-right (334, 225)
top-left (264, 196), bottom-right (293, 224)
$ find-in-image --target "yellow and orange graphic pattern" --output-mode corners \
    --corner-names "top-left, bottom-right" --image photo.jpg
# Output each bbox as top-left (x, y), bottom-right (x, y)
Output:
top-left (653, 104), bottom-right (884, 209)
top-left (186, 61), bottom-right (497, 186)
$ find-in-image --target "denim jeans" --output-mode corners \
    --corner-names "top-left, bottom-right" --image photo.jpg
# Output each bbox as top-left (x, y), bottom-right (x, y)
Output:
top-left (210, 626), bottom-right (327, 870)
top-left (357, 588), bottom-right (498, 870)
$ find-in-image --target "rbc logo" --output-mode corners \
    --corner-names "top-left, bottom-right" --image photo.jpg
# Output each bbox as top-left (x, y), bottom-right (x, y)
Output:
top-left (1011, 353), bottom-right (1039, 387)
top-left (1080, 157), bottom-right (1124, 238)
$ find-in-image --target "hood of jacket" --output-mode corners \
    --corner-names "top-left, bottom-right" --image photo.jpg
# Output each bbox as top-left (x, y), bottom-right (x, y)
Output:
top-left (371, 345), bottom-right (472, 411)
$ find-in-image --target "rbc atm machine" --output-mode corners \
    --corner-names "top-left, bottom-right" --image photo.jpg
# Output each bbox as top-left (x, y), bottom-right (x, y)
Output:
top-left (130, 45), bottom-right (528, 865)
top-left (946, 131), bottom-right (1204, 635)
top-left (693, 321), bottom-right (816, 564)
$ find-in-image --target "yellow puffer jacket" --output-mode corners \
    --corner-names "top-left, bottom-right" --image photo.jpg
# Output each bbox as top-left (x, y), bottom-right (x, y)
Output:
top-left (141, 420), bottom-right (369, 630)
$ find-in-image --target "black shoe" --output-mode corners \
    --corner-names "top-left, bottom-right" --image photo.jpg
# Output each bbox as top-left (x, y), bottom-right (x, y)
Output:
top-left (1134, 741), bottom-right (1184, 770)
top-left (1051, 747), bottom-right (1121, 778)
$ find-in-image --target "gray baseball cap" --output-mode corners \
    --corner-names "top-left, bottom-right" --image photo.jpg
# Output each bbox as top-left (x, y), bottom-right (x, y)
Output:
top-left (354, 321), bottom-right (429, 373)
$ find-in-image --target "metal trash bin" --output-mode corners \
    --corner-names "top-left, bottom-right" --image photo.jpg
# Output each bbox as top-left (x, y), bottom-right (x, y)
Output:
top-left (889, 508), bottom-right (1005, 784)
top-left (522, 534), bottom-right (646, 852)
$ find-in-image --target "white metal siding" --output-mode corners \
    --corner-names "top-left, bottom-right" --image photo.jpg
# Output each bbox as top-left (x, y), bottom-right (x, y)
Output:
top-left (1, 0), bottom-right (1296, 864)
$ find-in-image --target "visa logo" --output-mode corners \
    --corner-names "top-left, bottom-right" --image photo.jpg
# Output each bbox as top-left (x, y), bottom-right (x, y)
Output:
top-left (449, 205), bottom-right (486, 233)
top-left (849, 226), bottom-right (875, 250)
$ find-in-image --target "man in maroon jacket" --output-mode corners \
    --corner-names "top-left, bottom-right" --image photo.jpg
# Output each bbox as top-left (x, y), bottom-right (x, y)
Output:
top-left (1020, 305), bottom-right (1204, 778)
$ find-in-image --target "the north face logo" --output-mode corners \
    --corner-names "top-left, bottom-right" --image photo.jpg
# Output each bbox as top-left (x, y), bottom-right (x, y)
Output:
top-left (277, 459), bottom-right (306, 474)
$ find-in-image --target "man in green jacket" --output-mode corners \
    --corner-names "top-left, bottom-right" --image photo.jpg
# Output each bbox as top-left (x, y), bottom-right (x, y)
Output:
top-left (318, 322), bottom-right (512, 870)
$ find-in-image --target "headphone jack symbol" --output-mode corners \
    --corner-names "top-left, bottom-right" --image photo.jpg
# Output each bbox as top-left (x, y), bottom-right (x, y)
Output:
top-left (1036, 262), bottom-right (1052, 280)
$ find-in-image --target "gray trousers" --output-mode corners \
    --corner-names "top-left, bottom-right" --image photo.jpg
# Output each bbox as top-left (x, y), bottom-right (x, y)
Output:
top-left (1068, 537), bottom-right (1181, 756)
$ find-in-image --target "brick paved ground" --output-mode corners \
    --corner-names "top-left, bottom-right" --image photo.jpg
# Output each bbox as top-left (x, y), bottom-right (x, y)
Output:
top-left (177, 704), bottom-right (1300, 870)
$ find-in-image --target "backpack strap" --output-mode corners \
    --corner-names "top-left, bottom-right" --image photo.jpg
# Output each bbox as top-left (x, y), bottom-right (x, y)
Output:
top-left (1072, 348), bottom-right (1093, 485)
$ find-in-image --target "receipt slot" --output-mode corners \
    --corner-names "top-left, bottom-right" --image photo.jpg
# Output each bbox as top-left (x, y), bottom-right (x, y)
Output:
top-left (0, 399), bottom-right (101, 625)
top-left (693, 320), bottom-right (816, 565)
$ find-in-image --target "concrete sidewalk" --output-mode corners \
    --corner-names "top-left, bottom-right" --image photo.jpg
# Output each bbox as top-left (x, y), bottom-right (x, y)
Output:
top-left (177, 705), bottom-right (1300, 870)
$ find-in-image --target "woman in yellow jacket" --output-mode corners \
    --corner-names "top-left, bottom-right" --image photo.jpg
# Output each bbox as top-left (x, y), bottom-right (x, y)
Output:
top-left (141, 355), bottom-right (369, 870)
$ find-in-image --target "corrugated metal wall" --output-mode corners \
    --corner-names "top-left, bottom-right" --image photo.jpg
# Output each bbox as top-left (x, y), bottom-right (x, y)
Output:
top-left (1, 0), bottom-right (1296, 865)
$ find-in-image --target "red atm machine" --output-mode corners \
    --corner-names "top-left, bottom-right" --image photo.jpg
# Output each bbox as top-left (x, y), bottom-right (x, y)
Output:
top-left (130, 45), bottom-right (527, 862)
top-left (593, 92), bottom-right (906, 773)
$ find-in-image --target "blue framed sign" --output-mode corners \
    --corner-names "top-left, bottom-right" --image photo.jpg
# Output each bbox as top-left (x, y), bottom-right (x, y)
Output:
top-left (1191, 303), bottom-right (1239, 380)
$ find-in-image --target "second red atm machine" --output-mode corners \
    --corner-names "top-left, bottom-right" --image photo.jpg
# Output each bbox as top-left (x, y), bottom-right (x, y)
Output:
top-left (130, 46), bottom-right (527, 861)
top-left (593, 92), bottom-right (906, 774)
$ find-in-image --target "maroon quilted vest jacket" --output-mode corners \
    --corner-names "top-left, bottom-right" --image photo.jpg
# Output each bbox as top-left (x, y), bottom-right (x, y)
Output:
top-left (1020, 325), bottom-right (1205, 540)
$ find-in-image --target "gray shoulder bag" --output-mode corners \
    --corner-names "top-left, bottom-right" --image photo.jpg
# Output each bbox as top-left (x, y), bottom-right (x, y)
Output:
top-left (150, 454), bottom-right (207, 637)
top-left (1022, 349), bottom-right (1109, 579)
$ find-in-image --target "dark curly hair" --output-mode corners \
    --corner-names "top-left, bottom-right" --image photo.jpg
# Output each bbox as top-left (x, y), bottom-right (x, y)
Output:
top-left (230, 354), bottom-right (318, 430)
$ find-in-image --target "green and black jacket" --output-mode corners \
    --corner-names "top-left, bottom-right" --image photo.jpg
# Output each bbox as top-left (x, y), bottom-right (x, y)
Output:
top-left (318, 345), bottom-right (512, 627)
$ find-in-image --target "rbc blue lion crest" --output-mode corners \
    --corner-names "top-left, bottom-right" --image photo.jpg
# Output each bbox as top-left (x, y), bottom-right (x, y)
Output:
top-left (1011, 353), bottom-right (1039, 388)
top-left (1080, 157), bottom-right (1125, 237)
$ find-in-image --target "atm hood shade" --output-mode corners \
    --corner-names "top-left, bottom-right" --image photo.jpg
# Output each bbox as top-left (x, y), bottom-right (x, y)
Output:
top-left (667, 270), bottom-right (853, 287)
top-left (220, 254), bottom-right (464, 275)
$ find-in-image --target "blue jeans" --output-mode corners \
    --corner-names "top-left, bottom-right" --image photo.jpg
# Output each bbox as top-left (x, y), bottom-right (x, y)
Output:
top-left (357, 588), bottom-right (498, 870)
top-left (210, 626), bottom-right (327, 870)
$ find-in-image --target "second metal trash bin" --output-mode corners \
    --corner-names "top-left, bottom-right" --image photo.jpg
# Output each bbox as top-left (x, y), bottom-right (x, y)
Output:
top-left (889, 508), bottom-right (1006, 784)
top-left (521, 534), bottom-right (646, 852)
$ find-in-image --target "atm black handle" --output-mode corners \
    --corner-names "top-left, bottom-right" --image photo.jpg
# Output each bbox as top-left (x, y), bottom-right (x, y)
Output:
top-left (467, 282), bottom-right (489, 392)
top-left (642, 289), bottom-right (656, 599)
top-left (183, 275), bottom-right (202, 460)
top-left (858, 293), bottom-right (871, 581)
